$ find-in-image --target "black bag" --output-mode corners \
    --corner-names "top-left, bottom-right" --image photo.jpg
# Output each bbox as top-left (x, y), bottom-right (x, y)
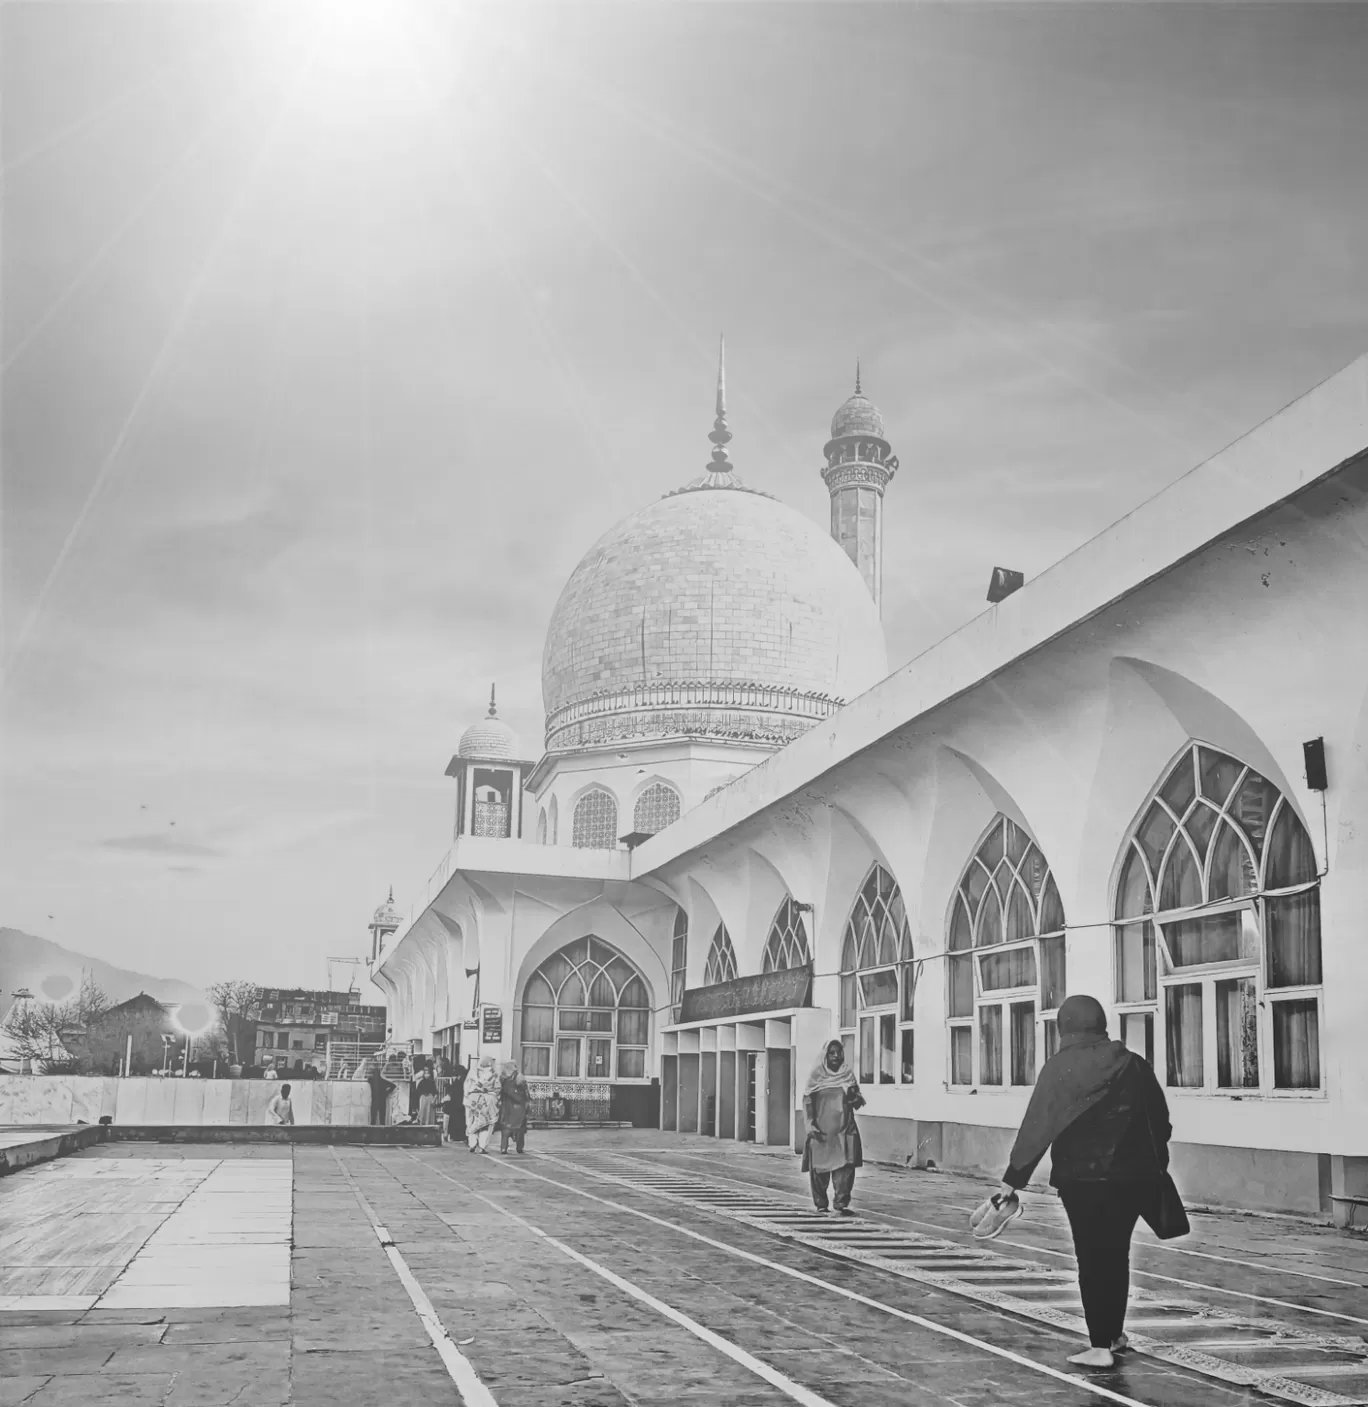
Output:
top-left (1145, 1173), bottom-right (1191, 1241)
top-left (1139, 1086), bottom-right (1190, 1240)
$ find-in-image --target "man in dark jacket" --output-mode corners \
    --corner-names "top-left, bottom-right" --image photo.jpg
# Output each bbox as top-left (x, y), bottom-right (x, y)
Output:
top-left (366, 1061), bottom-right (396, 1126)
top-left (995, 995), bottom-right (1172, 1369)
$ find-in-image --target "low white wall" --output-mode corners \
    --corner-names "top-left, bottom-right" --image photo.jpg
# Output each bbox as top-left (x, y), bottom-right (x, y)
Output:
top-left (0, 1076), bottom-right (374, 1127)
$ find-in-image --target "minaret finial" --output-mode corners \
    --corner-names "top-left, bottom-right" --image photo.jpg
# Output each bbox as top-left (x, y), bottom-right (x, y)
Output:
top-left (855, 358), bottom-right (861, 395)
top-left (387, 885), bottom-right (393, 903)
top-left (488, 683), bottom-right (497, 717)
top-left (706, 334), bottom-right (733, 472)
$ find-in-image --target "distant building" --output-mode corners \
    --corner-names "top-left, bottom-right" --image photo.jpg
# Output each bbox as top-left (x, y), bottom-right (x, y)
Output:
top-left (253, 989), bottom-right (386, 1071)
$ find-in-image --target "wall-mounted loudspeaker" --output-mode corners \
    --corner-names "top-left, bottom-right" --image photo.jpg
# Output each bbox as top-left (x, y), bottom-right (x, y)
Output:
top-left (1303, 737), bottom-right (1327, 792)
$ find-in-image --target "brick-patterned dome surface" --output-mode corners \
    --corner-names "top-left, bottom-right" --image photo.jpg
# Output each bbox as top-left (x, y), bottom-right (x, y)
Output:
top-left (457, 716), bottom-right (521, 760)
top-left (830, 392), bottom-right (885, 440)
top-left (542, 488), bottom-right (887, 733)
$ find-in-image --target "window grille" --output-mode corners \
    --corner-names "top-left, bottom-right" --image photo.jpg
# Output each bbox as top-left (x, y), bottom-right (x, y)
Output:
top-left (571, 789), bottom-right (618, 849)
top-left (762, 898), bottom-right (811, 973)
top-left (669, 908), bottom-right (688, 1022)
top-left (1113, 743), bottom-right (1322, 1093)
top-left (946, 817), bottom-right (1065, 1089)
top-left (519, 936), bottom-right (650, 1082)
top-left (633, 783), bottom-right (681, 836)
top-left (703, 924), bottom-right (737, 985)
top-left (840, 866), bottom-right (916, 1085)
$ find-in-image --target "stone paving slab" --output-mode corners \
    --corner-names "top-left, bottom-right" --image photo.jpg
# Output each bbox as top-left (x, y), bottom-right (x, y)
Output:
top-left (4, 1133), bottom-right (1363, 1405)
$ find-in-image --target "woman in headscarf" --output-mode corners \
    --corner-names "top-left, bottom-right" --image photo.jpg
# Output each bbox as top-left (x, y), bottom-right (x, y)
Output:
top-left (498, 1062), bottom-right (530, 1154)
top-left (463, 1056), bottom-right (501, 1154)
top-left (414, 1063), bottom-right (439, 1127)
top-left (988, 994), bottom-right (1174, 1369)
top-left (447, 1056), bottom-right (468, 1144)
top-left (800, 1039), bottom-right (865, 1214)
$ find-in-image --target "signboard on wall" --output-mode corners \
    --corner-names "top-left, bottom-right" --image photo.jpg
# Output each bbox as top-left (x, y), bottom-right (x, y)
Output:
top-left (678, 964), bottom-right (813, 1023)
top-left (481, 1006), bottom-right (503, 1043)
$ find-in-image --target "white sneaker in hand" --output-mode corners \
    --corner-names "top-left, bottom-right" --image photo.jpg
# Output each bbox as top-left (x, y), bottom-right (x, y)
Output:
top-left (969, 1191), bottom-right (1023, 1240)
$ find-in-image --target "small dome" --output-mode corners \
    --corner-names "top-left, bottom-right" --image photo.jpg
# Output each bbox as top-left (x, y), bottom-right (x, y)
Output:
top-left (457, 717), bottom-right (520, 760)
top-left (371, 889), bottom-right (402, 929)
top-left (830, 391), bottom-right (884, 440)
top-left (458, 687), bottom-right (521, 760)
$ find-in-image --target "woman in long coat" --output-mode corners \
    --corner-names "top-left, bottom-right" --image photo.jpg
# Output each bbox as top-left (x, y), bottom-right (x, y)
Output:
top-left (801, 1040), bottom-right (865, 1214)
top-left (986, 994), bottom-right (1176, 1369)
top-left (463, 1056), bottom-right (501, 1153)
top-left (499, 1062), bottom-right (530, 1154)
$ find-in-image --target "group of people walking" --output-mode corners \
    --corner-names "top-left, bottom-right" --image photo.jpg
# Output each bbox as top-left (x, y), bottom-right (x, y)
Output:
top-left (365, 1053), bottom-right (530, 1155)
top-left (801, 993), bottom-right (1183, 1372)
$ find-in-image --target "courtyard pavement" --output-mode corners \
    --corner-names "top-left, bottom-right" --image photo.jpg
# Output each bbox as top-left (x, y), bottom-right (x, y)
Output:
top-left (1, 1130), bottom-right (1365, 1406)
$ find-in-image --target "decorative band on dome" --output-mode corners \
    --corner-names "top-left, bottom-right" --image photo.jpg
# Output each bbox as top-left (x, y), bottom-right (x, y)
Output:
top-left (544, 679), bottom-right (844, 752)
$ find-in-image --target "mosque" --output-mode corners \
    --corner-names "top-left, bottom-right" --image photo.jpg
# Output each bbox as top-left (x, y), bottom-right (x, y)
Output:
top-left (368, 348), bottom-right (1368, 1225)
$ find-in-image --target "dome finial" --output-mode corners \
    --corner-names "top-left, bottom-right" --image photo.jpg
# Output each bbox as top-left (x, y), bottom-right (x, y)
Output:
top-left (855, 358), bottom-right (861, 395)
top-left (387, 884), bottom-right (393, 903)
top-left (488, 683), bottom-right (497, 718)
top-left (706, 334), bottom-right (733, 472)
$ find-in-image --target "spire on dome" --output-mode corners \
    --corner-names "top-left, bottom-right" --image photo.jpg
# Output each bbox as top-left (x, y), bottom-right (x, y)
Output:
top-left (387, 885), bottom-right (393, 903)
top-left (706, 334), bottom-right (733, 472)
top-left (855, 358), bottom-right (861, 395)
top-left (488, 683), bottom-right (497, 717)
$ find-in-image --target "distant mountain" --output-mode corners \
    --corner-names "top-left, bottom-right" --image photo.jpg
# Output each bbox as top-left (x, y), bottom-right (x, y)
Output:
top-left (0, 928), bottom-right (204, 1019)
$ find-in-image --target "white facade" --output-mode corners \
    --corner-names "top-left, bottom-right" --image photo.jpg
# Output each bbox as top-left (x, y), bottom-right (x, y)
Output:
top-left (371, 354), bottom-right (1368, 1221)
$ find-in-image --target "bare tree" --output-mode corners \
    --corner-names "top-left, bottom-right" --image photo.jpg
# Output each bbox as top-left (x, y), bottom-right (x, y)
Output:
top-left (206, 980), bottom-right (263, 1065)
top-left (2, 975), bottom-right (109, 1072)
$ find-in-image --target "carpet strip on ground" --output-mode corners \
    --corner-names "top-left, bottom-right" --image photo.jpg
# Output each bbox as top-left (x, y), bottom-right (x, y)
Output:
top-left (546, 1151), bottom-right (1368, 1407)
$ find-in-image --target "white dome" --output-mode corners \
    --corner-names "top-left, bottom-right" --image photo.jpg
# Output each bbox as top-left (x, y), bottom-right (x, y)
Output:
top-left (541, 484), bottom-right (887, 752)
top-left (458, 715), bottom-right (520, 760)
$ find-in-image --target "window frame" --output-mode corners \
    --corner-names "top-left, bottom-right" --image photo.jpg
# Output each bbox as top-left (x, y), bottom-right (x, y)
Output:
top-left (518, 936), bottom-right (650, 1084)
top-left (839, 865), bottom-right (917, 1087)
top-left (571, 789), bottom-right (619, 850)
top-left (669, 908), bottom-right (688, 1024)
top-left (946, 817), bottom-right (1066, 1090)
top-left (1111, 742), bottom-right (1325, 1099)
top-left (762, 898), bottom-right (812, 974)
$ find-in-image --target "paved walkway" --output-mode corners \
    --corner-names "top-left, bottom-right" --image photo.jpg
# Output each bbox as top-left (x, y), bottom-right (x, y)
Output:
top-left (0, 1132), bottom-right (1364, 1406)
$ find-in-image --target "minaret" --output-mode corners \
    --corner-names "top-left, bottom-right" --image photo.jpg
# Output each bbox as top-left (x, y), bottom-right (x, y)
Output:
top-left (368, 887), bottom-right (401, 963)
top-left (821, 364), bottom-right (898, 613)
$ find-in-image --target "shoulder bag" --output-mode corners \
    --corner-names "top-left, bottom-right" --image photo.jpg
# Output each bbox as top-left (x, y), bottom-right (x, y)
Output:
top-left (1139, 1081), bottom-right (1190, 1240)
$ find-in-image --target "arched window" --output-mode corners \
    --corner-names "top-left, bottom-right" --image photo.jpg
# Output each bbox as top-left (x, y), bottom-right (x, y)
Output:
top-left (669, 908), bottom-right (688, 1023)
top-left (840, 866), bottom-right (915, 1086)
top-left (520, 937), bottom-right (650, 1081)
top-left (762, 898), bottom-right (811, 973)
top-left (572, 789), bottom-right (618, 849)
top-left (1114, 744), bottom-right (1322, 1092)
top-left (535, 808), bottom-right (547, 845)
top-left (946, 817), bottom-right (1065, 1090)
top-left (703, 924), bottom-right (737, 986)
top-left (633, 783), bottom-right (681, 837)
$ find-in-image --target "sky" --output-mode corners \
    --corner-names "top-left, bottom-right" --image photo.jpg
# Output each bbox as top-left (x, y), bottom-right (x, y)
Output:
top-left (2, 2), bottom-right (1366, 992)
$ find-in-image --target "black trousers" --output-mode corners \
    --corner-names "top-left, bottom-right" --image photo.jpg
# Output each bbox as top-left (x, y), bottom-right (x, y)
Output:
top-left (809, 1163), bottom-right (855, 1210)
top-left (500, 1126), bottom-right (526, 1153)
top-left (1058, 1182), bottom-right (1154, 1348)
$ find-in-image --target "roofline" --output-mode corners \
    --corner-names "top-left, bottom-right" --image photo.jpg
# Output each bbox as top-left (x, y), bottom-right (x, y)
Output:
top-left (628, 352), bottom-right (1368, 877)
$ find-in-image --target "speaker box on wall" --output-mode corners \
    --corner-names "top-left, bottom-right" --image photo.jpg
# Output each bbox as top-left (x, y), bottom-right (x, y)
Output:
top-left (1303, 737), bottom-right (1328, 792)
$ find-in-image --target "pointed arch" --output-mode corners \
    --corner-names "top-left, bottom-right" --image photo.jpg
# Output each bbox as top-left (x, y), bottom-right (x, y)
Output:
top-left (633, 780), bottom-right (681, 836)
top-left (518, 936), bottom-right (650, 1081)
top-left (838, 864), bottom-right (915, 1087)
top-left (572, 788), bottom-right (618, 849)
top-left (703, 923), bottom-right (738, 986)
top-left (946, 815), bottom-right (1065, 1091)
top-left (669, 906), bottom-right (688, 1022)
top-left (761, 897), bottom-right (811, 973)
top-left (1113, 741), bottom-right (1322, 1094)
top-left (548, 795), bottom-right (559, 845)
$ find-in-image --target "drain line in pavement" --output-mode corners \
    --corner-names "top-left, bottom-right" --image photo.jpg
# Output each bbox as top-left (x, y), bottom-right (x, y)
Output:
top-left (405, 1150), bottom-right (1158, 1407)
top-left (435, 1169), bottom-right (839, 1407)
top-left (568, 1152), bottom-right (1368, 1407)
top-left (329, 1149), bottom-right (498, 1407)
